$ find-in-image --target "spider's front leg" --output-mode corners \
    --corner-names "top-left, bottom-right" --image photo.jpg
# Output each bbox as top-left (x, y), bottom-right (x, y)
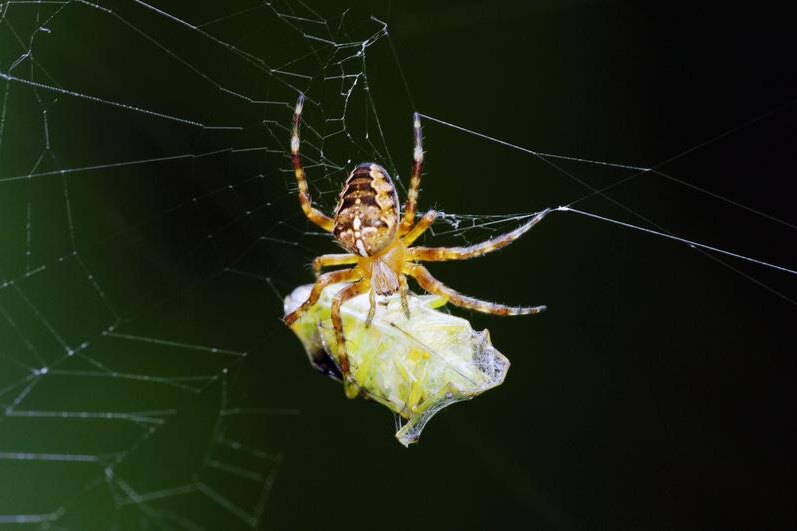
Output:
top-left (404, 263), bottom-right (546, 316)
top-left (366, 288), bottom-right (376, 327)
top-left (398, 275), bottom-right (410, 318)
top-left (312, 253), bottom-right (357, 278)
top-left (284, 268), bottom-right (359, 326)
top-left (330, 281), bottom-right (369, 398)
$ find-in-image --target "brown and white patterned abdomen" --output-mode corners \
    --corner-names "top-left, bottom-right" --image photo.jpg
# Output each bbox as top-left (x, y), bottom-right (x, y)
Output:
top-left (333, 163), bottom-right (399, 256)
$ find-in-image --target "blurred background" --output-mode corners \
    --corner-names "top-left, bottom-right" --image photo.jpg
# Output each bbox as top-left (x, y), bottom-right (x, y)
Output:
top-left (0, 1), bottom-right (795, 529)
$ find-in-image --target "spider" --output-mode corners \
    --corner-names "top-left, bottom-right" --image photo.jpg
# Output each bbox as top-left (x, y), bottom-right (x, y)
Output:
top-left (284, 93), bottom-right (549, 395)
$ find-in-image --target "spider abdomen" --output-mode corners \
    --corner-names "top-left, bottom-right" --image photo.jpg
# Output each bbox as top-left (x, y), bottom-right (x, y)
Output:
top-left (334, 163), bottom-right (399, 256)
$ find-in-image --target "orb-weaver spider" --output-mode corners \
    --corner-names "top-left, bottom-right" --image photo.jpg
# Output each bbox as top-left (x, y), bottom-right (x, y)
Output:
top-left (284, 93), bottom-right (549, 395)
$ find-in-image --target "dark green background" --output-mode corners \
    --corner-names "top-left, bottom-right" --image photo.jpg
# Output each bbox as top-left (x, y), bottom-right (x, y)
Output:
top-left (0, 1), bottom-right (794, 529)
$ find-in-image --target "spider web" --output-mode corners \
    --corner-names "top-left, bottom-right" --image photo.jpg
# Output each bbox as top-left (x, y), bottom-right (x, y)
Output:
top-left (0, 1), bottom-right (795, 529)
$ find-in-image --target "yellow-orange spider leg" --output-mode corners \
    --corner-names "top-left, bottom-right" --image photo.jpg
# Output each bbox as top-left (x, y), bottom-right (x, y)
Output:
top-left (366, 287), bottom-right (376, 327)
top-left (291, 93), bottom-right (334, 232)
top-left (398, 275), bottom-right (410, 318)
top-left (409, 208), bottom-right (550, 262)
top-left (401, 209), bottom-right (437, 246)
top-left (284, 268), bottom-right (359, 326)
top-left (331, 281), bottom-right (369, 392)
top-left (398, 112), bottom-right (424, 235)
top-left (312, 253), bottom-right (357, 277)
top-left (404, 263), bottom-right (546, 316)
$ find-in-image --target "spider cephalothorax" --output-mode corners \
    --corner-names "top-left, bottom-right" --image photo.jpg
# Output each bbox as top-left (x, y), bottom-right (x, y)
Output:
top-left (284, 93), bottom-right (549, 396)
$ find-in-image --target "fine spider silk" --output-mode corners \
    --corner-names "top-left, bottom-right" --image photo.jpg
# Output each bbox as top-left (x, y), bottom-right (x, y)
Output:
top-left (283, 93), bottom-right (549, 396)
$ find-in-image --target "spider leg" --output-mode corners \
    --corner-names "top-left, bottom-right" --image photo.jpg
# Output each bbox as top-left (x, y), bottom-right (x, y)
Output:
top-left (401, 209), bottom-right (437, 246)
top-left (284, 268), bottom-right (359, 326)
top-left (366, 287), bottom-right (376, 327)
top-left (291, 93), bottom-right (335, 232)
top-left (331, 281), bottom-right (369, 398)
top-left (409, 209), bottom-right (550, 262)
top-left (398, 112), bottom-right (424, 235)
top-left (312, 253), bottom-right (357, 278)
top-left (398, 275), bottom-right (410, 318)
top-left (404, 264), bottom-right (546, 316)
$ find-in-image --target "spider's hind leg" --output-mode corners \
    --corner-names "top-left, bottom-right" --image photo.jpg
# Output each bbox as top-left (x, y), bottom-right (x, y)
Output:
top-left (399, 112), bottom-right (424, 235)
top-left (291, 93), bottom-right (335, 232)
